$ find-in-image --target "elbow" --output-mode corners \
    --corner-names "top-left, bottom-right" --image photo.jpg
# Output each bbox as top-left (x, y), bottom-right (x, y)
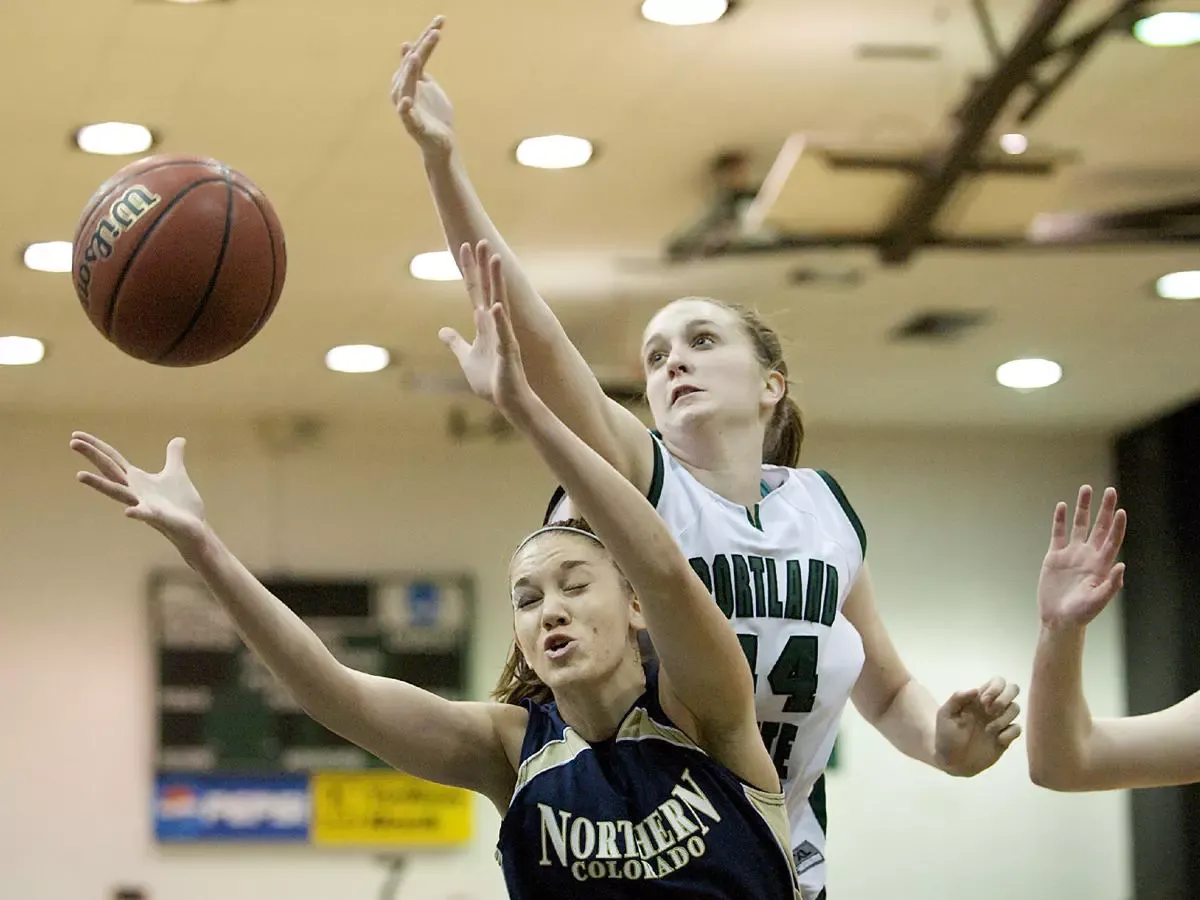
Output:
top-left (1028, 746), bottom-right (1091, 792)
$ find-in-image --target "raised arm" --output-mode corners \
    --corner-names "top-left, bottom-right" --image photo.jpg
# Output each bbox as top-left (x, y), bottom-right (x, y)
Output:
top-left (391, 18), bottom-right (651, 491)
top-left (1028, 486), bottom-right (1200, 791)
top-left (69, 432), bottom-right (522, 811)
top-left (448, 257), bottom-right (778, 792)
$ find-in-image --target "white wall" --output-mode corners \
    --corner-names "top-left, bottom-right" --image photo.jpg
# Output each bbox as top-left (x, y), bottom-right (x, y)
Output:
top-left (0, 410), bottom-right (1130, 900)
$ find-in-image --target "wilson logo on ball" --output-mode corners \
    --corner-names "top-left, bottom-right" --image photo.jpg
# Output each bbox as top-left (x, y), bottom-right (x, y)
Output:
top-left (76, 185), bottom-right (162, 300)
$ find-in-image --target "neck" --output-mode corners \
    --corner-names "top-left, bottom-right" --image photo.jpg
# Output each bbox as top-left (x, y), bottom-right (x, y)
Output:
top-left (553, 656), bottom-right (646, 742)
top-left (663, 421), bottom-right (767, 507)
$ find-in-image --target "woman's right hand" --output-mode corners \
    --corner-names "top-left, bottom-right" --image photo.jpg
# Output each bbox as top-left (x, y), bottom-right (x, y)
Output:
top-left (70, 431), bottom-right (209, 556)
top-left (390, 16), bottom-right (456, 159)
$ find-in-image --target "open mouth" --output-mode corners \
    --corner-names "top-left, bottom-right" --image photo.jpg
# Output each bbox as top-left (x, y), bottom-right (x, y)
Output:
top-left (671, 385), bottom-right (701, 405)
top-left (544, 634), bottom-right (576, 660)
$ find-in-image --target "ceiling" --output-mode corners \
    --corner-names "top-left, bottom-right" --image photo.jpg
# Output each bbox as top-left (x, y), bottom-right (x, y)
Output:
top-left (2, 0), bottom-right (1199, 435)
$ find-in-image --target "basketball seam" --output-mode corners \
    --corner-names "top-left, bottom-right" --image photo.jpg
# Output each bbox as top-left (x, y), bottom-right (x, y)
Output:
top-left (222, 182), bottom-right (281, 356)
top-left (74, 160), bottom-right (213, 307)
top-left (103, 176), bottom-right (230, 337)
top-left (154, 175), bottom-right (236, 363)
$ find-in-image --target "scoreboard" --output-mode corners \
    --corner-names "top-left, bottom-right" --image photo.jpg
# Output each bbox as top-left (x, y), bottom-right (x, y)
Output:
top-left (148, 568), bottom-right (476, 846)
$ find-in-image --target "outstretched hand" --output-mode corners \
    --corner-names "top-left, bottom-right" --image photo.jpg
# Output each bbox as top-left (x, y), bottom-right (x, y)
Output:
top-left (70, 431), bottom-right (209, 554)
top-left (439, 243), bottom-right (534, 419)
top-left (935, 677), bottom-right (1023, 776)
top-left (390, 16), bottom-right (455, 157)
top-left (1038, 485), bottom-right (1127, 630)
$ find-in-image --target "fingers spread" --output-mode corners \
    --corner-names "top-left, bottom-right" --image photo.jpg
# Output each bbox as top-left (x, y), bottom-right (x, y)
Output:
top-left (1049, 501), bottom-right (1068, 551)
top-left (1071, 485), bottom-right (1093, 543)
top-left (70, 437), bottom-right (127, 484)
top-left (77, 471), bottom-right (138, 506)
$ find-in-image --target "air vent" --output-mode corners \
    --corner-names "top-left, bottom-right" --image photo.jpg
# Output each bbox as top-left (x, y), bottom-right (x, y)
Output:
top-left (788, 266), bottom-right (865, 288)
top-left (890, 309), bottom-right (990, 342)
top-left (855, 43), bottom-right (941, 61)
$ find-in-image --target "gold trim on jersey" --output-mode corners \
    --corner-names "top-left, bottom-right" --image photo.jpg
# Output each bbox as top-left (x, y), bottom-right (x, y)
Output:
top-left (511, 725), bottom-right (593, 805)
top-left (742, 782), bottom-right (801, 895)
top-left (615, 706), bottom-right (701, 751)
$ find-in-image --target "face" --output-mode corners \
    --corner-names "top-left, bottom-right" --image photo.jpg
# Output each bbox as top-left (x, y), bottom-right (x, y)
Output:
top-left (641, 298), bottom-right (782, 440)
top-left (509, 533), bottom-right (643, 693)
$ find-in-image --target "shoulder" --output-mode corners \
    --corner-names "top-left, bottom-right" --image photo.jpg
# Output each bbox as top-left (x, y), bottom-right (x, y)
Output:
top-left (784, 466), bottom-right (867, 558)
top-left (542, 428), bottom-right (669, 524)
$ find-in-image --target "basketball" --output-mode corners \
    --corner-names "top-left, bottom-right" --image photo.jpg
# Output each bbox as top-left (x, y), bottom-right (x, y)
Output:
top-left (72, 154), bottom-right (287, 366)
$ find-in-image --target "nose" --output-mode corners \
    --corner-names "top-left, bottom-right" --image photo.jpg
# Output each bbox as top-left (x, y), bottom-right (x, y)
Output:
top-left (665, 345), bottom-right (691, 378)
top-left (541, 593), bottom-right (571, 630)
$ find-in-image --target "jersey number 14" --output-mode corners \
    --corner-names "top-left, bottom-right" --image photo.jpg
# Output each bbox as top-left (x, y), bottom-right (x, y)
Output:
top-left (737, 634), bottom-right (818, 712)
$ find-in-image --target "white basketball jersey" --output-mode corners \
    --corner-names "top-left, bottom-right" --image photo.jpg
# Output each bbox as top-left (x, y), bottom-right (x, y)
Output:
top-left (545, 432), bottom-right (866, 900)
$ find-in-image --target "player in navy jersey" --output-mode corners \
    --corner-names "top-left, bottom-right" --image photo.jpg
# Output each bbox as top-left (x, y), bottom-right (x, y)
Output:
top-left (394, 18), bottom-right (1023, 897)
top-left (68, 262), bottom-right (799, 897)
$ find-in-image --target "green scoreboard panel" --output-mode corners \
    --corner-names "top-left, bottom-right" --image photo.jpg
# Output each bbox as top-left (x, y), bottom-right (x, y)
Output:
top-left (150, 569), bottom-right (474, 773)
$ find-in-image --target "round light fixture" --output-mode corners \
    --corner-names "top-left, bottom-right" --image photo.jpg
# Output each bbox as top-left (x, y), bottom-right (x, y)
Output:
top-left (515, 135), bottom-right (594, 170)
top-left (22, 241), bottom-right (73, 273)
top-left (0, 336), bottom-right (46, 366)
top-left (999, 133), bottom-right (1028, 155)
top-left (74, 122), bottom-right (155, 156)
top-left (325, 344), bottom-right (390, 373)
top-left (996, 358), bottom-right (1062, 390)
top-left (1132, 12), bottom-right (1200, 47)
top-left (1155, 270), bottom-right (1200, 301)
top-left (640, 0), bottom-right (729, 26)
top-left (409, 251), bottom-right (462, 282)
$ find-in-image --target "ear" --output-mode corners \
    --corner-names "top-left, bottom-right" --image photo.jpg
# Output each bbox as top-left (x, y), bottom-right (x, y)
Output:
top-left (627, 591), bottom-right (647, 633)
top-left (761, 368), bottom-right (786, 411)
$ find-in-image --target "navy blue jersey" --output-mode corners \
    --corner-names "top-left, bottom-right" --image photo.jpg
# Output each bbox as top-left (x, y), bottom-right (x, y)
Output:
top-left (497, 664), bottom-right (800, 899)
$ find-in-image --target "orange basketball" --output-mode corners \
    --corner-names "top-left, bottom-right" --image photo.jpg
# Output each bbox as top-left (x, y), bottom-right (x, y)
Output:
top-left (73, 154), bottom-right (287, 366)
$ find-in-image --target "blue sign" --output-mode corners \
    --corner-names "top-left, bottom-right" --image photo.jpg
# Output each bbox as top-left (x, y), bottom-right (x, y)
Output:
top-left (408, 582), bottom-right (440, 628)
top-left (154, 773), bottom-right (310, 842)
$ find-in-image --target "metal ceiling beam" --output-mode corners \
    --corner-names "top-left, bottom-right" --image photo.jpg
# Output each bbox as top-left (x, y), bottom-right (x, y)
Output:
top-left (875, 0), bottom-right (1078, 266)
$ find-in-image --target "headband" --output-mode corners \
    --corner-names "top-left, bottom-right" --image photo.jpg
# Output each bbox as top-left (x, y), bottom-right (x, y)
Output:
top-left (510, 525), bottom-right (604, 565)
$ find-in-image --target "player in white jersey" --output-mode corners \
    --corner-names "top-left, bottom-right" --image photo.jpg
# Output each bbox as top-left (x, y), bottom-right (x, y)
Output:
top-left (393, 18), bottom-right (1023, 898)
top-left (546, 434), bottom-right (871, 890)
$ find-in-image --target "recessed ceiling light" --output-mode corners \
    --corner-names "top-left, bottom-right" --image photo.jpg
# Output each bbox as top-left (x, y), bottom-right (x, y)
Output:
top-left (0, 336), bottom-right (46, 366)
top-left (515, 135), bottom-right (594, 170)
top-left (22, 241), bottom-right (73, 273)
top-left (1156, 270), bottom-right (1200, 301)
top-left (325, 344), bottom-right (390, 374)
top-left (409, 250), bottom-right (462, 282)
top-left (999, 133), bottom-right (1028, 155)
top-left (996, 357), bottom-right (1062, 390)
top-left (74, 122), bottom-right (155, 156)
top-left (641, 0), bottom-right (729, 26)
top-left (1133, 12), bottom-right (1200, 47)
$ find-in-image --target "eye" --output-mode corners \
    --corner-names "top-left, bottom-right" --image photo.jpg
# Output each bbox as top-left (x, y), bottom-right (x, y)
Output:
top-left (692, 332), bottom-right (715, 348)
top-left (563, 583), bottom-right (588, 595)
top-left (645, 349), bottom-right (666, 367)
top-left (514, 592), bottom-right (540, 609)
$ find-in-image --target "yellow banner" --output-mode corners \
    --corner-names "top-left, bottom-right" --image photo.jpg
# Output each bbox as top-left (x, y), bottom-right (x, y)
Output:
top-left (311, 771), bottom-right (472, 847)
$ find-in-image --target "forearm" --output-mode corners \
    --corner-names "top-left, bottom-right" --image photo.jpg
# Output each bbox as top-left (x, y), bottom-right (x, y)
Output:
top-left (422, 151), bottom-right (639, 470)
top-left (424, 151), bottom-right (562, 346)
top-left (870, 677), bottom-right (945, 771)
top-left (508, 394), bottom-right (742, 687)
top-left (181, 527), bottom-right (352, 720)
top-left (1027, 624), bottom-right (1096, 789)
